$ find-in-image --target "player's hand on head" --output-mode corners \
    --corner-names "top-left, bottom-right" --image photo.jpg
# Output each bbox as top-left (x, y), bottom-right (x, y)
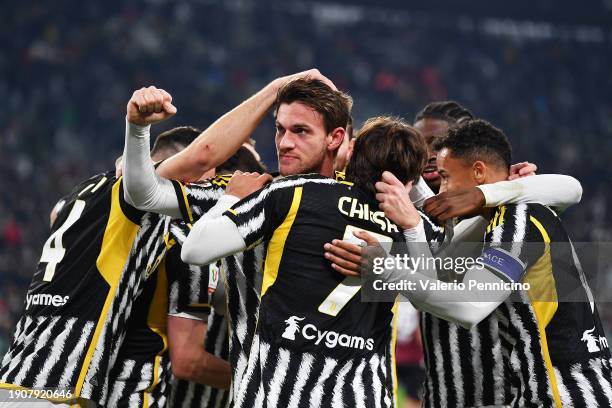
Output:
top-left (226, 171), bottom-right (273, 199)
top-left (508, 161), bottom-right (537, 180)
top-left (279, 69), bottom-right (337, 91)
top-left (423, 187), bottom-right (485, 223)
top-left (127, 86), bottom-right (177, 126)
top-left (375, 171), bottom-right (420, 230)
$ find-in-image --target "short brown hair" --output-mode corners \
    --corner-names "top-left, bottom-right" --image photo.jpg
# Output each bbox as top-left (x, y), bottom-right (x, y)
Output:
top-left (274, 78), bottom-right (352, 134)
top-left (346, 116), bottom-right (427, 197)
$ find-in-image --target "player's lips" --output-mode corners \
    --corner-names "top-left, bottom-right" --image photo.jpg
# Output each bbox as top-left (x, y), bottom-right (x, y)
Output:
top-left (422, 164), bottom-right (439, 181)
top-left (279, 155), bottom-right (300, 163)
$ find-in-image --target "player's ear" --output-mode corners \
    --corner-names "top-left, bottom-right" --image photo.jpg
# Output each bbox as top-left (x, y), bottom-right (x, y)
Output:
top-left (327, 127), bottom-right (345, 152)
top-left (472, 160), bottom-right (487, 184)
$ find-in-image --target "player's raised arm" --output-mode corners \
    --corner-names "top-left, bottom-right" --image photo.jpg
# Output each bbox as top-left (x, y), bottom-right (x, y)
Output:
top-left (122, 86), bottom-right (186, 217)
top-left (156, 69), bottom-right (336, 182)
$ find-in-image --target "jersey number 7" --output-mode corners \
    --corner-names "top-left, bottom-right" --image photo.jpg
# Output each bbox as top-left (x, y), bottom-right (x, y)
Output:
top-left (318, 225), bottom-right (393, 316)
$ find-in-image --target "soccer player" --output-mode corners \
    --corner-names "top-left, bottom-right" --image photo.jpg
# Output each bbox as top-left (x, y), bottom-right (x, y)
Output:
top-left (0, 124), bottom-right (211, 406)
top-left (326, 119), bottom-right (608, 407)
top-left (121, 74), bottom-right (351, 407)
top-left (180, 116), bottom-right (427, 407)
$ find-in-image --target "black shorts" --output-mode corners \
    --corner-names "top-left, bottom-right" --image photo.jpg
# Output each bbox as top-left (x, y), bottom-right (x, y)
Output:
top-left (396, 363), bottom-right (425, 400)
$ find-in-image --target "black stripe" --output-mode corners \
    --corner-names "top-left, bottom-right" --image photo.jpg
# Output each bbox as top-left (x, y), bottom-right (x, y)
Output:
top-left (276, 349), bottom-right (304, 406)
top-left (582, 360), bottom-right (610, 407)
top-left (438, 319), bottom-right (457, 407)
top-left (171, 180), bottom-right (192, 223)
top-left (457, 326), bottom-right (475, 406)
top-left (478, 318), bottom-right (496, 404)
top-left (422, 313), bottom-right (440, 408)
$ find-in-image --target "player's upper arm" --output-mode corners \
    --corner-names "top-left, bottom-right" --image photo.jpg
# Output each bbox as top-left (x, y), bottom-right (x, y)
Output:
top-left (480, 204), bottom-right (542, 286)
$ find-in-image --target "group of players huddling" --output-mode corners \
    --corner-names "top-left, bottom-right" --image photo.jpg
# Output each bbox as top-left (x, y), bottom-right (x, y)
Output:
top-left (0, 69), bottom-right (611, 408)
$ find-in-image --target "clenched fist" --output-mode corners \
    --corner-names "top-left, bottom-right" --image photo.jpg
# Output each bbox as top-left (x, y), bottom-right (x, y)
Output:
top-left (127, 86), bottom-right (177, 126)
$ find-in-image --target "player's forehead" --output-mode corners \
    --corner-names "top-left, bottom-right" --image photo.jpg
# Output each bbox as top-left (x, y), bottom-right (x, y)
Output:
top-left (276, 101), bottom-right (326, 131)
top-left (414, 118), bottom-right (449, 140)
top-left (436, 147), bottom-right (453, 170)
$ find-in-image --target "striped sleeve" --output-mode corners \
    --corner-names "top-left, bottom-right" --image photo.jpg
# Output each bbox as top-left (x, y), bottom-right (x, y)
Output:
top-left (480, 204), bottom-right (542, 283)
top-left (169, 180), bottom-right (226, 224)
top-left (223, 181), bottom-right (296, 249)
top-left (165, 244), bottom-right (212, 316)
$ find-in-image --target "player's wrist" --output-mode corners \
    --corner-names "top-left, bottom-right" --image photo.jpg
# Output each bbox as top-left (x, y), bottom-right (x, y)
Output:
top-left (126, 117), bottom-right (151, 138)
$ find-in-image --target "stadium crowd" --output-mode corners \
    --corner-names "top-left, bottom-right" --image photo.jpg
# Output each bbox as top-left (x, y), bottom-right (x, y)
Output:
top-left (1, 0), bottom-right (611, 366)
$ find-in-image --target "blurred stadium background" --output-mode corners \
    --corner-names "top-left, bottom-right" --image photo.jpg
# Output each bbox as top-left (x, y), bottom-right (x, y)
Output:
top-left (1, 0), bottom-right (611, 375)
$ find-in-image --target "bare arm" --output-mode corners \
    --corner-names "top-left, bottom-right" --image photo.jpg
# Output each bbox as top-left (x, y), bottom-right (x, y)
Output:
top-left (157, 69), bottom-right (336, 182)
top-left (167, 315), bottom-right (231, 389)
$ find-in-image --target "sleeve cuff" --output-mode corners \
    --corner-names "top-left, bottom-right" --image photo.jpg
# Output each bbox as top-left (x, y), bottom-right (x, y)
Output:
top-left (403, 219), bottom-right (426, 242)
top-left (126, 118), bottom-right (151, 139)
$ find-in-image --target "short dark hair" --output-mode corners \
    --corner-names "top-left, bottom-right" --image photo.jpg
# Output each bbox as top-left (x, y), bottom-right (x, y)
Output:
top-left (346, 116), bottom-right (427, 197)
top-left (216, 146), bottom-right (267, 174)
top-left (414, 101), bottom-right (473, 125)
top-left (151, 126), bottom-right (201, 156)
top-left (434, 119), bottom-right (512, 170)
top-left (274, 79), bottom-right (352, 134)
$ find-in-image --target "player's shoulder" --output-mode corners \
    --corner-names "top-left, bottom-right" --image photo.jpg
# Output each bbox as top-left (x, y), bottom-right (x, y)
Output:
top-left (269, 173), bottom-right (338, 189)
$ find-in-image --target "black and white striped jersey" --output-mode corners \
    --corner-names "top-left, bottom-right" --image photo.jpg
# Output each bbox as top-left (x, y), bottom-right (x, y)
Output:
top-left (221, 174), bottom-right (404, 408)
top-left (420, 203), bottom-right (612, 408)
top-left (0, 172), bottom-right (180, 405)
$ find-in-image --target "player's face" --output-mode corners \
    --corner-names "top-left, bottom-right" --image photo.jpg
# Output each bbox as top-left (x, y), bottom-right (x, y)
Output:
top-left (436, 147), bottom-right (477, 193)
top-left (413, 118), bottom-right (449, 191)
top-left (334, 133), bottom-right (350, 172)
top-left (275, 102), bottom-right (328, 176)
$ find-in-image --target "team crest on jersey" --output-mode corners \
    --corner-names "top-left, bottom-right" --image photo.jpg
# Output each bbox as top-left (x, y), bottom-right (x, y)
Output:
top-left (281, 315), bottom-right (375, 351)
top-left (581, 327), bottom-right (609, 353)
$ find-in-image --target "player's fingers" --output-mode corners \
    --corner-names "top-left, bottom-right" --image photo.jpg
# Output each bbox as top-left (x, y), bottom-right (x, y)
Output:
top-left (324, 242), bottom-right (362, 264)
top-left (353, 231), bottom-right (380, 247)
top-left (381, 171), bottom-right (404, 187)
top-left (375, 181), bottom-right (391, 194)
top-left (519, 162), bottom-right (537, 176)
top-left (375, 193), bottom-right (387, 203)
top-left (404, 180), bottom-right (413, 192)
top-left (330, 263), bottom-right (360, 277)
top-left (329, 239), bottom-right (363, 256)
top-left (324, 251), bottom-right (360, 273)
top-left (159, 89), bottom-right (173, 103)
top-left (163, 101), bottom-right (177, 115)
top-left (257, 173), bottom-right (274, 184)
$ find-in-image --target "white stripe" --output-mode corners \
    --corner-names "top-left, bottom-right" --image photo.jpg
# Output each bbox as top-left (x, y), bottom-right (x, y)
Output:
top-left (571, 363), bottom-right (599, 406)
top-left (507, 304), bottom-right (538, 403)
top-left (33, 317), bottom-right (78, 387)
top-left (1, 316), bottom-right (41, 382)
top-left (590, 358), bottom-right (612, 405)
top-left (13, 316), bottom-right (61, 384)
top-left (351, 359), bottom-right (367, 408)
top-left (288, 353), bottom-right (315, 408)
top-left (0, 316), bottom-right (28, 371)
top-left (489, 317), bottom-right (504, 403)
top-left (470, 324), bottom-right (484, 405)
top-left (234, 336), bottom-right (262, 407)
top-left (233, 177), bottom-right (336, 214)
top-left (168, 281), bottom-right (179, 314)
top-left (128, 391), bottom-right (142, 407)
top-left (106, 359), bottom-right (135, 407)
top-left (491, 210), bottom-right (505, 243)
top-left (432, 317), bottom-right (447, 404)
top-left (449, 324), bottom-right (464, 407)
top-left (511, 204), bottom-right (527, 256)
top-left (332, 360), bottom-right (354, 408)
top-left (180, 380), bottom-right (196, 408)
top-left (368, 354), bottom-right (383, 408)
top-left (60, 321), bottom-right (94, 387)
top-left (266, 348), bottom-right (291, 407)
top-left (90, 176), bottom-right (108, 193)
top-left (380, 351), bottom-right (392, 407)
top-left (188, 263), bottom-right (203, 305)
top-left (553, 367), bottom-right (573, 407)
top-left (309, 357), bottom-right (339, 408)
top-left (237, 211), bottom-right (266, 239)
